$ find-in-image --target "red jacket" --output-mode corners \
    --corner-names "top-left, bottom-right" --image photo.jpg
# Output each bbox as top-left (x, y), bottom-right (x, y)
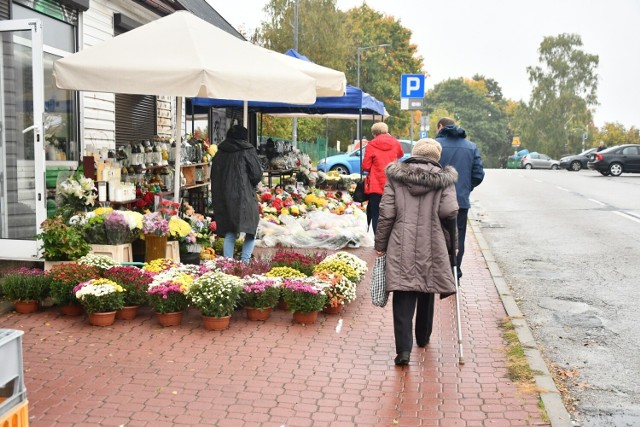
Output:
top-left (362, 133), bottom-right (404, 195)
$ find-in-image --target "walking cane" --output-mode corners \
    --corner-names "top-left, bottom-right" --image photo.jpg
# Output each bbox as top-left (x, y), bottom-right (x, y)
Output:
top-left (445, 217), bottom-right (465, 365)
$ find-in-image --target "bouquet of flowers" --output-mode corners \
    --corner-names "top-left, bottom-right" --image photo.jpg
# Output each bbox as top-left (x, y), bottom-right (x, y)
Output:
top-left (186, 271), bottom-right (243, 317)
top-left (134, 191), bottom-right (155, 214)
top-left (281, 278), bottom-right (327, 313)
top-left (158, 200), bottom-right (180, 218)
top-left (313, 270), bottom-right (356, 307)
top-left (104, 211), bottom-right (138, 245)
top-left (270, 250), bottom-right (326, 276)
top-left (73, 278), bottom-right (125, 313)
top-left (241, 275), bottom-right (281, 310)
top-left (77, 254), bottom-right (119, 272)
top-left (49, 263), bottom-right (101, 306)
top-left (1, 268), bottom-right (51, 302)
top-left (142, 212), bottom-right (169, 236)
top-left (56, 174), bottom-right (97, 219)
top-left (80, 211), bottom-right (109, 244)
top-left (146, 268), bottom-right (193, 313)
top-left (103, 266), bottom-right (154, 306)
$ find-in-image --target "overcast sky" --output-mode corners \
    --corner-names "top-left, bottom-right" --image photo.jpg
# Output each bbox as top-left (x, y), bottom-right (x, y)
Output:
top-left (207, 0), bottom-right (640, 129)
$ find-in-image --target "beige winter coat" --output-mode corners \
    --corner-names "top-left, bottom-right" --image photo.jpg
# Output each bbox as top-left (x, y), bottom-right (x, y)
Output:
top-left (375, 158), bottom-right (459, 294)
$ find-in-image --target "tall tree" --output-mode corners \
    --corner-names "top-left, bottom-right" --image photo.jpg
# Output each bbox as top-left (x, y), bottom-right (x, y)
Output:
top-left (523, 33), bottom-right (599, 157)
top-left (343, 5), bottom-right (423, 137)
top-left (426, 78), bottom-right (510, 168)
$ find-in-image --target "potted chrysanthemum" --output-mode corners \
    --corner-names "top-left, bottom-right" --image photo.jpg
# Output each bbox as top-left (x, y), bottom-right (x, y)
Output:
top-left (103, 266), bottom-right (154, 320)
top-left (313, 270), bottom-right (356, 314)
top-left (77, 254), bottom-right (119, 272)
top-left (147, 269), bottom-right (193, 327)
top-left (49, 262), bottom-right (101, 315)
top-left (73, 278), bottom-right (125, 326)
top-left (281, 278), bottom-right (328, 324)
top-left (241, 275), bottom-right (281, 321)
top-left (1, 268), bottom-right (51, 313)
top-left (186, 271), bottom-right (243, 330)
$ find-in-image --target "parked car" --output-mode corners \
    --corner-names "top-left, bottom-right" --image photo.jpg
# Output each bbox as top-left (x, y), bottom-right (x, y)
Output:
top-left (559, 147), bottom-right (598, 171)
top-left (587, 144), bottom-right (640, 176)
top-left (520, 152), bottom-right (560, 169)
top-left (316, 139), bottom-right (413, 175)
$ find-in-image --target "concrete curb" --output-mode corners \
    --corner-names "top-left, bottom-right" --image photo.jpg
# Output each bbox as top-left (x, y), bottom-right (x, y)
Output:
top-left (469, 213), bottom-right (574, 427)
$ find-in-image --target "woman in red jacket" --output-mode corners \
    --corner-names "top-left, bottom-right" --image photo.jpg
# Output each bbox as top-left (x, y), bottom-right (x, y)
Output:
top-left (362, 122), bottom-right (404, 232)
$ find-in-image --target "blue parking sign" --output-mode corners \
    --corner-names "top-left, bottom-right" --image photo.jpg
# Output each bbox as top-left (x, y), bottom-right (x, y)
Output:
top-left (420, 131), bottom-right (428, 139)
top-left (401, 74), bottom-right (425, 98)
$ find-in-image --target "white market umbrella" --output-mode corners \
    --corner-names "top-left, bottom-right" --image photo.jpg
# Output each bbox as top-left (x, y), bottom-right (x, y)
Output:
top-left (268, 50), bottom-right (346, 97)
top-left (52, 11), bottom-right (320, 201)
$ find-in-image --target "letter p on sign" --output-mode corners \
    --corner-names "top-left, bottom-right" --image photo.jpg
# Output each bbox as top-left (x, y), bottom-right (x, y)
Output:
top-left (401, 74), bottom-right (425, 98)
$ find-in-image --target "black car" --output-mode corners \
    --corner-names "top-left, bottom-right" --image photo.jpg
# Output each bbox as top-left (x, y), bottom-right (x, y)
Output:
top-left (587, 144), bottom-right (640, 176)
top-left (559, 147), bottom-right (597, 171)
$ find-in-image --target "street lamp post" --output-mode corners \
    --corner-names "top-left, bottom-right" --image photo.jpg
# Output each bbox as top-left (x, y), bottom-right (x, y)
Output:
top-left (357, 43), bottom-right (390, 178)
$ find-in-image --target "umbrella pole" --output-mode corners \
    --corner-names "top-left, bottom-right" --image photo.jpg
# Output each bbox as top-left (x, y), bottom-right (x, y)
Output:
top-left (243, 100), bottom-right (248, 129)
top-left (173, 96), bottom-right (183, 203)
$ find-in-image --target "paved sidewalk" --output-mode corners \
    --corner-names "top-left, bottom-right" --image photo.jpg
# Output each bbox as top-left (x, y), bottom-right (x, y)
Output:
top-left (2, 229), bottom-right (551, 426)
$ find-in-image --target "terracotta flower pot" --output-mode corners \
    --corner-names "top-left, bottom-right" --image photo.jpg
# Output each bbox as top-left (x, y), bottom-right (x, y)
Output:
top-left (323, 304), bottom-right (343, 315)
top-left (156, 311), bottom-right (183, 327)
top-left (14, 300), bottom-right (39, 314)
top-left (145, 234), bottom-right (168, 262)
top-left (202, 315), bottom-right (231, 331)
top-left (88, 311), bottom-right (117, 327)
top-left (60, 304), bottom-right (84, 316)
top-left (292, 311), bottom-right (319, 324)
top-left (116, 305), bottom-right (140, 320)
top-left (245, 307), bottom-right (272, 321)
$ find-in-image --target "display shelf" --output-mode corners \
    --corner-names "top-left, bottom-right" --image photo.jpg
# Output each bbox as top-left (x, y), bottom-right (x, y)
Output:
top-left (182, 182), bottom-right (210, 190)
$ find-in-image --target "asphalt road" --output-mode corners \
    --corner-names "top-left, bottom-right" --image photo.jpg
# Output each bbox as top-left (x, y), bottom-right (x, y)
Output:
top-left (470, 168), bottom-right (640, 427)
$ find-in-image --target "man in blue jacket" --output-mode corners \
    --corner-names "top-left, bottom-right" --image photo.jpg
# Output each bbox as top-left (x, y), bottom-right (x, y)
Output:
top-left (436, 117), bottom-right (485, 281)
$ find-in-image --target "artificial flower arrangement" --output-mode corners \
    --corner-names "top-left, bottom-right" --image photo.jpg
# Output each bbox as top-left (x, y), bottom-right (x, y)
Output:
top-left (281, 277), bottom-right (328, 313)
top-left (241, 275), bottom-right (281, 310)
top-left (142, 212), bottom-right (170, 236)
top-left (185, 271), bottom-right (244, 318)
top-left (37, 216), bottom-right (91, 261)
top-left (77, 254), bottom-right (120, 272)
top-left (158, 199), bottom-right (180, 218)
top-left (313, 258), bottom-right (359, 283)
top-left (134, 191), bottom-right (155, 213)
top-left (322, 252), bottom-right (368, 282)
top-left (1, 267), bottom-right (51, 303)
top-left (313, 270), bottom-right (356, 307)
top-left (264, 266), bottom-right (307, 279)
top-left (270, 250), bottom-right (326, 276)
top-left (48, 263), bottom-right (101, 306)
top-left (73, 278), bottom-right (125, 314)
top-left (103, 266), bottom-right (154, 307)
top-left (146, 268), bottom-right (193, 314)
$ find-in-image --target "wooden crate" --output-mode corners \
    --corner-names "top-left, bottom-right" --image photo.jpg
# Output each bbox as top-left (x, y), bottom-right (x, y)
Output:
top-left (90, 244), bottom-right (133, 263)
top-left (166, 241), bottom-right (180, 262)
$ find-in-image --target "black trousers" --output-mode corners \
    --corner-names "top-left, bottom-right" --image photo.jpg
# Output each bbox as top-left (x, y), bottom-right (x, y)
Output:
top-left (456, 208), bottom-right (469, 279)
top-left (366, 193), bottom-right (382, 233)
top-left (392, 291), bottom-right (435, 353)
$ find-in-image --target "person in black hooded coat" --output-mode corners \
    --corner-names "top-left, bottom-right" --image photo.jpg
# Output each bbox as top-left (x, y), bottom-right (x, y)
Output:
top-left (210, 125), bottom-right (263, 262)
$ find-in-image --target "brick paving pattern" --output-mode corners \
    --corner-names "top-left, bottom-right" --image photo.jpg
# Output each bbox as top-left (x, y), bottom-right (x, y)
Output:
top-left (1, 230), bottom-right (549, 426)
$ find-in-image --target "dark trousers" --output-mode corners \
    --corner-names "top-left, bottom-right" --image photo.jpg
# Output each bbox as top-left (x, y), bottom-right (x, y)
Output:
top-left (456, 208), bottom-right (469, 279)
top-left (392, 291), bottom-right (435, 353)
top-left (367, 193), bottom-right (382, 233)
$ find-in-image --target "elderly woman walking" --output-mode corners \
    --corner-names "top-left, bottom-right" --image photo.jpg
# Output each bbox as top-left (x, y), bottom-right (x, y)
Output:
top-left (374, 138), bottom-right (459, 366)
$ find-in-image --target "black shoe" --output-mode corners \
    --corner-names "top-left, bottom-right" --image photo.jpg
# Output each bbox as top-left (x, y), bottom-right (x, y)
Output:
top-left (416, 338), bottom-right (430, 348)
top-left (394, 351), bottom-right (410, 365)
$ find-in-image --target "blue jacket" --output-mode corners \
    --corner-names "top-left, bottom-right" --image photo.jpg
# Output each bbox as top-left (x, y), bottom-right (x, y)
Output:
top-left (436, 125), bottom-right (485, 209)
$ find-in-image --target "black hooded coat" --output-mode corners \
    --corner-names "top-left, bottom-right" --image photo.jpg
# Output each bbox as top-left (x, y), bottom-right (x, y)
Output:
top-left (210, 134), bottom-right (263, 236)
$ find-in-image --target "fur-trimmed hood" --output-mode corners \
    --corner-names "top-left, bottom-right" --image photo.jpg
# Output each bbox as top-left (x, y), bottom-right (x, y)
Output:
top-left (385, 158), bottom-right (458, 197)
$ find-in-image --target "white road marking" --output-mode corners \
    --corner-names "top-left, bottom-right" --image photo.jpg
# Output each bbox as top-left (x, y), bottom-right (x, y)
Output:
top-left (588, 199), bottom-right (606, 206)
top-left (614, 211), bottom-right (640, 224)
top-left (557, 186), bottom-right (569, 192)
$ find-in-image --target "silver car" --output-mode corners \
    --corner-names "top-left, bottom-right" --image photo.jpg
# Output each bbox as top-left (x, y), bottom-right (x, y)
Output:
top-left (520, 152), bottom-right (560, 169)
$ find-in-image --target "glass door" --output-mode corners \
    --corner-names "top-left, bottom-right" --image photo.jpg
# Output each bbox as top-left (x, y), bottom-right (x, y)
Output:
top-left (0, 19), bottom-right (45, 260)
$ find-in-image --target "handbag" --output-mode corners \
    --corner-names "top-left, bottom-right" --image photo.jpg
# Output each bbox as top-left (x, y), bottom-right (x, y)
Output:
top-left (352, 179), bottom-right (368, 203)
top-left (370, 254), bottom-right (389, 307)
